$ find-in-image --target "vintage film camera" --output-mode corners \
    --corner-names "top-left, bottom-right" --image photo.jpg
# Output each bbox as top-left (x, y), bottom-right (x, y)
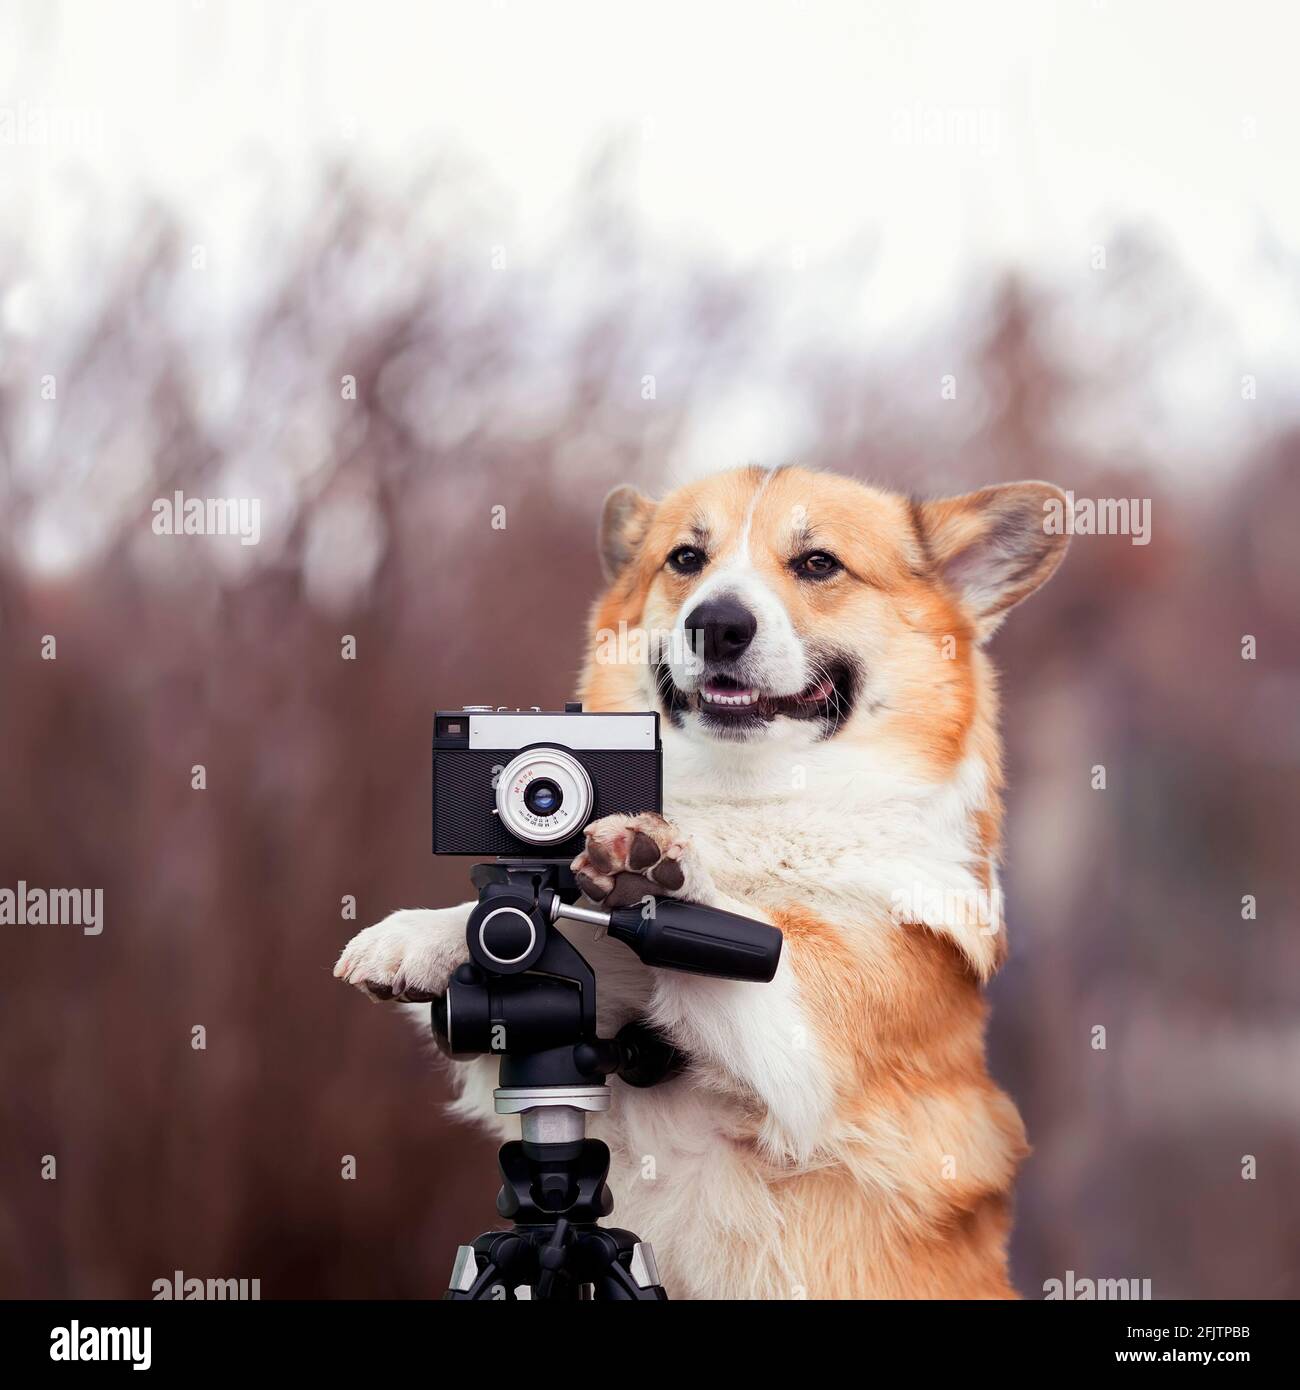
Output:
top-left (432, 703), bottom-right (661, 859)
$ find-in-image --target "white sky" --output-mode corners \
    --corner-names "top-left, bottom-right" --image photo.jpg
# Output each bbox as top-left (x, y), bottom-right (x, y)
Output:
top-left (3, 0), bottom-right (1299, 486)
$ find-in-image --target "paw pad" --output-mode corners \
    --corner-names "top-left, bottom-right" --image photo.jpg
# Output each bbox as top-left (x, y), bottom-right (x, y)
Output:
top-left (571, 812), bottom-right (688, 908)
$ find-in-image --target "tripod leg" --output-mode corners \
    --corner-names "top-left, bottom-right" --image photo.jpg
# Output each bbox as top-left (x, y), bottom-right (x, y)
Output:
top-left (573, 1228), bottom-right (669, 1301)
top-left (444, 1232), bottom-right (533, 1300)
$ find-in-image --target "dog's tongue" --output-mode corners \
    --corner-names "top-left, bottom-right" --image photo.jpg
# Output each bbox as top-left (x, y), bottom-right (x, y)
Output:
top-left (794, 674), bottom-right (835, 704)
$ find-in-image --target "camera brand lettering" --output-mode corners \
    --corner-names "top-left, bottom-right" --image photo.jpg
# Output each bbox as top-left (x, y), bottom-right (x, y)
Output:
top-left (0, 882), bottom-right (102, 935)
top-left (151, 490), bottom-right (261, 546)
top-left (50, 1322), bottom-right (151, 1371)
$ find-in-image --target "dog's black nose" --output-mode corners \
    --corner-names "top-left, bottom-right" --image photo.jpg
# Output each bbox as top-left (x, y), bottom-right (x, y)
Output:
top-left (686, 596), bottom-right (757, 663)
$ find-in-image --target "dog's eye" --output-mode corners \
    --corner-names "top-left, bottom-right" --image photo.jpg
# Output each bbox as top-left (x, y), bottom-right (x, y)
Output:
top-left (792, 550), bottom-right (841, 579)
top-left (667, 546), bottom-right (706, 574)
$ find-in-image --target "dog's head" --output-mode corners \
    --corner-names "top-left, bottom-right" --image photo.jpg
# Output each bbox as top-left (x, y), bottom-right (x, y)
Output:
top-left (583, 466), bottom-right (1068, 775)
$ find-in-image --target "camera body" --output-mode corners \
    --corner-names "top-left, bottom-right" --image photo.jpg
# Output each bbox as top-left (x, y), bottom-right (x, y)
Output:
top-left (433, 703), bottom-right (661, 858)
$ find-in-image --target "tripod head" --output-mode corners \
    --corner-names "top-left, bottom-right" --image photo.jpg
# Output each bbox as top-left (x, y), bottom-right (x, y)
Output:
top-left (431, 858), bottom-right (783, 1298)
top-left (430, 859), bottom-right (781, 1091)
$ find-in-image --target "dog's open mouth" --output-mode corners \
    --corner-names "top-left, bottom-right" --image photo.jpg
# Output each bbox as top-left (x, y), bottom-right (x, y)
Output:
top-left (656, 659), bottom-right (858, 737)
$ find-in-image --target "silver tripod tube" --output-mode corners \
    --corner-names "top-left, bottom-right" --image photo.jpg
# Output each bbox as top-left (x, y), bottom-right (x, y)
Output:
top-left (493, 1084), bottom-right (610, 1144)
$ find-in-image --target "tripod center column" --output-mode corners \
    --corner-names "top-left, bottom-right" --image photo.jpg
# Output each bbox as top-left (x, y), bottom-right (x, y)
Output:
top-left (494, 1084), bottom-right (611, 1144)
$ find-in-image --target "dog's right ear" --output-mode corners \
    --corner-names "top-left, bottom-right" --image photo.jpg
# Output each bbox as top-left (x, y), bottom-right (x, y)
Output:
top-left (915, 481), bottom-right (1069, 643)
top-left (598, 485), bottom-right (656, 581)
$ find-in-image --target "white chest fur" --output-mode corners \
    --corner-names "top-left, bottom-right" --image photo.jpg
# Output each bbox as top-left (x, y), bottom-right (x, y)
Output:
top-left (661, 727), bottom-right (996, 940)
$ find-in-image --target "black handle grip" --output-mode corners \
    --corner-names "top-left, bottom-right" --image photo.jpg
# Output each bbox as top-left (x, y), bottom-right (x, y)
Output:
top-left (605, 897), bottom-right (783, 982)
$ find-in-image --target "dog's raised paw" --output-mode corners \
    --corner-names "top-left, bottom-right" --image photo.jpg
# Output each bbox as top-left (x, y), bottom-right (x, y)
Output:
top-left (571, 811), bottom-right (690, 908)
top-left (333, 907), bottom-right (468, 1003)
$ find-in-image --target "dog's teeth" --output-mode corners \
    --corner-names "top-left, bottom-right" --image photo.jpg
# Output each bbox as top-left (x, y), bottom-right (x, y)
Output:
top-left (701, 688), bottom-right (757, 707)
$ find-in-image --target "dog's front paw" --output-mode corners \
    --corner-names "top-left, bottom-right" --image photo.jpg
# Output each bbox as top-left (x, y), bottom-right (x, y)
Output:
top-left (571, 811), bottom-right (695, 909)
top-left (334, 906), bottom-right (469, 1003)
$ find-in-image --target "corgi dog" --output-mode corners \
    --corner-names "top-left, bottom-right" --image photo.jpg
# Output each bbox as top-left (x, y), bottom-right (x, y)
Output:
top-left (335, 465), bottom-right (1069, 1299)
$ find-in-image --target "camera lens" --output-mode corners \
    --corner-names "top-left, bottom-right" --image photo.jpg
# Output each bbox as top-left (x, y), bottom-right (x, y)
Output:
top-left (495, 748), bottom-right (594, 846)
top-left (523, 778), bottom-right (563, 817)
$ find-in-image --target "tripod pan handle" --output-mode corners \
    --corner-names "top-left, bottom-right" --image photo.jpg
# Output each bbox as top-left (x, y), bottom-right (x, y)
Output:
top-left (605, 898), bottom-right (782, 982)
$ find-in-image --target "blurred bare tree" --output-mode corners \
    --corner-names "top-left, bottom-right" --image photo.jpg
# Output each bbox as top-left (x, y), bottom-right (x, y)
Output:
top-left (1, 170), bottom-right (1297, 1298)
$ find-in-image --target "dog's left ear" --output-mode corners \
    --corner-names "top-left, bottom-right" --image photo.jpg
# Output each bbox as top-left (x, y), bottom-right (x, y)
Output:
top-left (916, 481), bottom-right (1069, 642)
top-left (598, 485), bottom-right (657, 581)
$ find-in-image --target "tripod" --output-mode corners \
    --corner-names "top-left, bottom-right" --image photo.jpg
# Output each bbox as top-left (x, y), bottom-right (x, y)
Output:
top-left (429, 859), bottom-right (782, 1301)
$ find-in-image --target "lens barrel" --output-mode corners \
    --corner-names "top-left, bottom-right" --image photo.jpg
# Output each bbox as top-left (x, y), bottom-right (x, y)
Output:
top-left (495, 748), bottom-right (594, 846)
